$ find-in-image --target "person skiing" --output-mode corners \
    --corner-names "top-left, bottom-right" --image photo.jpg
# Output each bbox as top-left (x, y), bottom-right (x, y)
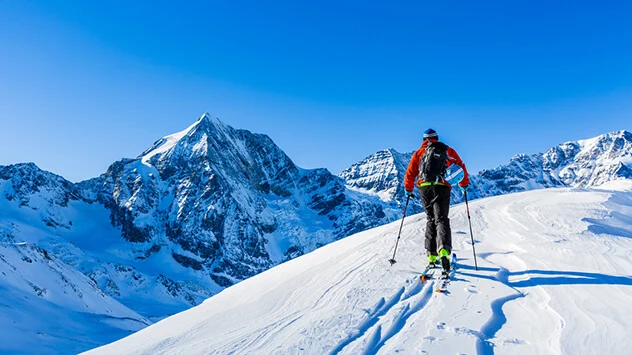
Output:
top-left (404, 128), bottom-right (469, 274)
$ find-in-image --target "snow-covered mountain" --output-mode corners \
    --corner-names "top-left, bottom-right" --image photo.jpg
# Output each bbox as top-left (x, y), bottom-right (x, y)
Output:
top-left (85, 114), bottom-right (396, 287)
top-left (340, 149), bottom-right (419, 211)
top-left (85, 181), bottom-right (632, 354)
top-left (470, 130), bottom-right (632, 197)
top-left (1, 114), bottom-right (630, 354)
top-left (0, 162), bottom-right (216, 320)
top-left (1, 114), bottom-right (401, 353)
top-left (340, 130), bottom-right (632, 203)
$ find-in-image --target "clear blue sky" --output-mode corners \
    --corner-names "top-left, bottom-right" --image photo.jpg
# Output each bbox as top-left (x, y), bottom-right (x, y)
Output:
top-left (1, 1), bottom-right (631, 182)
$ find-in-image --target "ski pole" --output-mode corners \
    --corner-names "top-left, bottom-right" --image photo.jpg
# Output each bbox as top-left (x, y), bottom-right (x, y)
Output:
top-left (389, 194), bottom-right (411, 266)
top-left (463, 191), bottom-right (479, 271)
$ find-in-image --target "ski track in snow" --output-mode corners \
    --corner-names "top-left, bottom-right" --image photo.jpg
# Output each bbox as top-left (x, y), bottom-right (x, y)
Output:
top-left (331, 269), bottom-right (438, 355)
top-left (86, 182), bottom-right (632, 355)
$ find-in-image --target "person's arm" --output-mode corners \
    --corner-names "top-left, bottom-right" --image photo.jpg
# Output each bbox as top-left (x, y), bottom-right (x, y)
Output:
top-left (404, 149), bottom-right (423, 191)
top-left (447, 147), bottom-right (469, 187)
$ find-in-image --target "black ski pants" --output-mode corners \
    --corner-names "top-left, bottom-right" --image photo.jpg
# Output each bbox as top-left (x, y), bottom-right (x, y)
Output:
top-left (419, 184), bottom-right (451, 256)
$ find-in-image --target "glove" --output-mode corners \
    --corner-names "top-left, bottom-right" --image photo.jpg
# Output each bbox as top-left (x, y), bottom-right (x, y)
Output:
top-left (460, 185), bottom-right (469, 193)
top-left (405, 189), bottom-right (415, 198)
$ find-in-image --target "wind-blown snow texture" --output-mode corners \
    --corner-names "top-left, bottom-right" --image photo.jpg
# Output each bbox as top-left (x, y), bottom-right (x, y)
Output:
top-left (86, 182), bottom-right (632, 355)
top-left (1, 113), bottom-right (630, 353)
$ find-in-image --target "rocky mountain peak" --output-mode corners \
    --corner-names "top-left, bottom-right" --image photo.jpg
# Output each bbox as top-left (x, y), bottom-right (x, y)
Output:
top-left (139, 114), bottom-right (291, 164)
top-left (189, 113), bottom-right (230, 137)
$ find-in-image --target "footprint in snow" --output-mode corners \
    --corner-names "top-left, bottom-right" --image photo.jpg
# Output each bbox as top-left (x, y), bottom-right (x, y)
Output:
top-left (466, 284), bottom-right (479, 293)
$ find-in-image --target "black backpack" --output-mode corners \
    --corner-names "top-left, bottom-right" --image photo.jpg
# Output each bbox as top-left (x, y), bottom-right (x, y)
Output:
top-left (419, 141), bottom-right (449, 182)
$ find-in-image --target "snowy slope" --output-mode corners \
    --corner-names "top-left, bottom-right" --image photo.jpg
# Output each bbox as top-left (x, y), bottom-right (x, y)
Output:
top-left (85, 181), bottom-right (632, 355)
top-left (0, 231), bottom-right (150, 354)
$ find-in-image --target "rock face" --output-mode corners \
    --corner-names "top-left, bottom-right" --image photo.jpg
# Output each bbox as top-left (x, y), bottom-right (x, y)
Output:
top-left (1, 113), bottom-right (630, 352)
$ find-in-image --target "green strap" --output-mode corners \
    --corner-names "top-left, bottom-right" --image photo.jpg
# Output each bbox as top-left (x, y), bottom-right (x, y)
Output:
top-left (418, 181), bottom-right (447, 187)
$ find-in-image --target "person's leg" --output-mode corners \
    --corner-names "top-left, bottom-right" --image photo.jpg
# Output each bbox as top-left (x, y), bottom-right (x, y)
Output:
top-left (433, 186), bottom-right (452, 270)
top-left (433, 186), bottom-right (452, 253)
top-left (420, 186), bottom-right (437, 260)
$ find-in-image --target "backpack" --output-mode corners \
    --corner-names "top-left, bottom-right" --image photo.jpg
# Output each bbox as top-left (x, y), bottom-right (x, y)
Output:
top-left (419, 141), bottom-right (449, 182)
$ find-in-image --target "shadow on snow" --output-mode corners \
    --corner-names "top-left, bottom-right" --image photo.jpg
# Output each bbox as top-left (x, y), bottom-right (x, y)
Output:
top-left (456, 264), bottom-right (632, 354)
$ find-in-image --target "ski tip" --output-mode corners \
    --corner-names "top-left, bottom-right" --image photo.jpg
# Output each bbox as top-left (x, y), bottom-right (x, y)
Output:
top-left (436, 289), bottom-right (444, 293)
top-left (420, 275), bottom-right (426, 283)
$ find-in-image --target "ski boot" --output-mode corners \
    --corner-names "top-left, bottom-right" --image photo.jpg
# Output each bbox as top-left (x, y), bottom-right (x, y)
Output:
top-left (439, 248), bottom-right (450, 279)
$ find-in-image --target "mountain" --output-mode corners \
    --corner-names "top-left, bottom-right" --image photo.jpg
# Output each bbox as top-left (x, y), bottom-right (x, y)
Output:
top-left (339, 130), bottom-right (632, 203)
top-left (0, 114), bottom-right (401, 353)
top-left (339, 148), bottom-right (419, 211)
top-left (86, 114), bottom-right (396, 287)
top-left (1, 114), bottom-right (630, 353)
top-left (470, 130), bottom-right (632, 197)
top-left (84, 182), bottom-right (632, 354)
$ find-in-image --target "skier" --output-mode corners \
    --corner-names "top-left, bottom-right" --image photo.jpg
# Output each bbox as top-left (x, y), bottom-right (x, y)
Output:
top-left (404, 128), bottom-right (469, 274)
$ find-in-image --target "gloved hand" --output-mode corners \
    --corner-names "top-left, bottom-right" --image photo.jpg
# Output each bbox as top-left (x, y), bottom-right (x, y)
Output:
top-left (460, 185), bottom-right (469, 193)
top-left (405, 189), bottom-right (415, 198)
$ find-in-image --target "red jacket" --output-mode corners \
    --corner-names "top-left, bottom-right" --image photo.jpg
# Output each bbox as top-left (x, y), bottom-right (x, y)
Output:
top-left (404, 139), bottom-right (470, 191)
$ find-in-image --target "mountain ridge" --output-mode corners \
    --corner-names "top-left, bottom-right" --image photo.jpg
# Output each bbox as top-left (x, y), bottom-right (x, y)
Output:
top-left (340, 129), bottom-right (632, 204)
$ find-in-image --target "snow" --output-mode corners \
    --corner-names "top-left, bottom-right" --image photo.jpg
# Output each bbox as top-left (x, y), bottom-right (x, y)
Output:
top-left (85, 182), bottom-right (632, 354)
top-left (0, 237), bottom-right (150, 354)
top-left (140, 113), bottom-right (214, 165)
top-left (0, 168), bottom-right (218, 327)
top-left (345, 185), bottom-right (396, 203)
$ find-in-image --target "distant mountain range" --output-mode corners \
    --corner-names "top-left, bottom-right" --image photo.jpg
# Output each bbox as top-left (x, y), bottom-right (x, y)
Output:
top-left (1, 113), bottom-right (630, 353)
top-left (344, 129), bottom-right (632, 204)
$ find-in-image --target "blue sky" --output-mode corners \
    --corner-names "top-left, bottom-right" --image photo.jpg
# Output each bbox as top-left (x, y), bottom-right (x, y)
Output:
top-left (1, 1), bottom-right (631, 182)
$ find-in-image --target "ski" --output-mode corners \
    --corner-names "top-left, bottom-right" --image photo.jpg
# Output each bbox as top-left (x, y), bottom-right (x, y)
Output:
top-left (436, 253), bottom-right (457, 293)
top-left (419, 262), bottom-right (440, 284)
